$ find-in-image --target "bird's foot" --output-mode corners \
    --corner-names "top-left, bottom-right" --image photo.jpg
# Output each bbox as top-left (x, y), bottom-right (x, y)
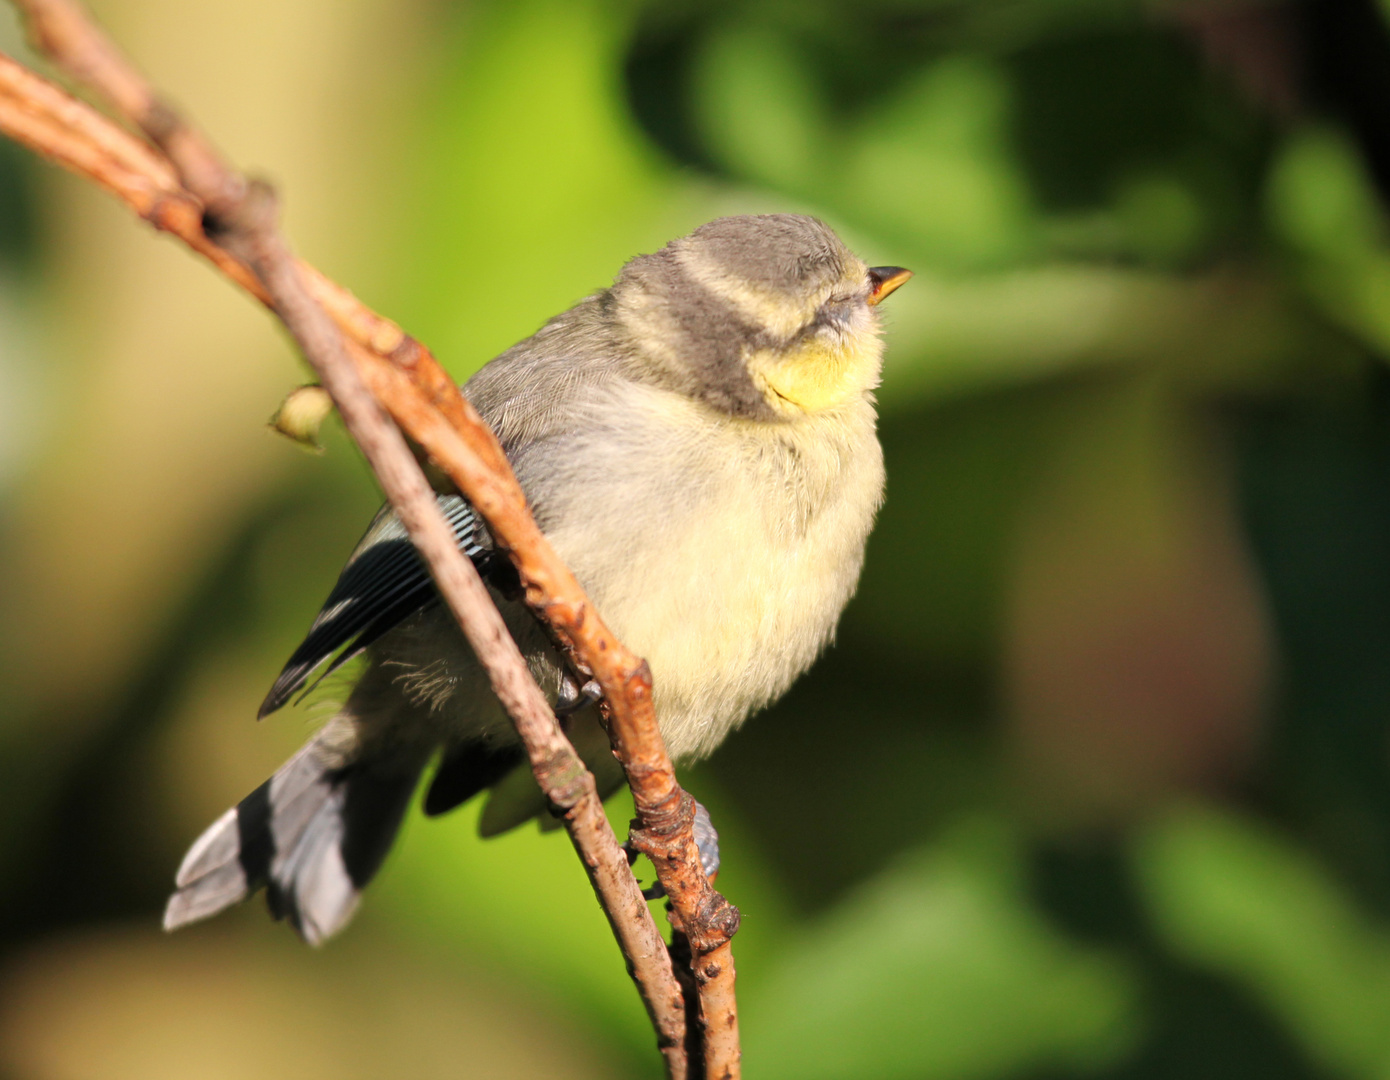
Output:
top-left (555, 675), bottom-right (602, 717)
top-left (692, 799), bottom-right (721, 879)
top-left (627, 798), bottom-right (721, 900)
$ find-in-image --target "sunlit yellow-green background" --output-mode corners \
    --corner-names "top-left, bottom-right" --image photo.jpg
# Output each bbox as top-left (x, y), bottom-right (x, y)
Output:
top-left (4, 0), bottom-right (1390, 1076)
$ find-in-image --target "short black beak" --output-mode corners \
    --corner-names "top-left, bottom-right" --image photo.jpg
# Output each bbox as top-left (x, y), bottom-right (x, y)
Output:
top-left (867, 266), bottom-right (912, 305)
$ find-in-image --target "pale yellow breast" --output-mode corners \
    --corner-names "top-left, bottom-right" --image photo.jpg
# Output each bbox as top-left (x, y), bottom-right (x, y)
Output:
top-left (544, 383), bottom-right (884, 761)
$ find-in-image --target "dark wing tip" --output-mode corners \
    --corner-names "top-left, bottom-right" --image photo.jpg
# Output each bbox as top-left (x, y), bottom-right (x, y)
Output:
top-left (258, 672), bottom-right (305, 719)
top-left (260, 652), bottom-right (342, 718)
top-left (259, 495), bottom-right (493, 719)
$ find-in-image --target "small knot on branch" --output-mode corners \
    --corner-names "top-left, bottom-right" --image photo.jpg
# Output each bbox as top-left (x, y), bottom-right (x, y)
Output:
top-left (629, 787), bottom-right (694, 845)
top-left (129, 93), bottom-right (248, 221)
top-left (625, 660), bottom-right (653, 701)
top-left (688, 895), bottom-right (740, 954)
top-left (204, 176), bottom-right (276, 255)
top-left (140, 96), bottom-right (180, 147)
top-left (142, 189), bottom-right (203, 237)
top-left (388, 335), bottom-right (425, 369)
top-left (628, 790), bottom-right (740, 951)
top-left (542, 754), bottom-right (592, 811)
top-left (200, 172), bottom-right (265, 243)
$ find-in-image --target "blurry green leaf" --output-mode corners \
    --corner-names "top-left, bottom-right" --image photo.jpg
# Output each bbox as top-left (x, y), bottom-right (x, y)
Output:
top-left (691, 27), bottom-right (830, 196)
top-left (691, 32), bottom-right (1036, 269)
top-left (1112, 171), bottom-right (1204, 266)
top-left (845, 56), bottom-right (1035, 268)
top-left (1135, 805), bottom-right (1390, 1078)
top-left (398, 0), bottom-right (693, 378)
top-left (877, 263), bottom-right (1306, 408)
top-left (1268, 128), bottom-right (1385, 265)
top-left (1267, 126), bottom-right (1390, 357)
top-left (376, 793), bottom-right (655, 1056)
top-left (745, 820), bottom-right (1138, 1080)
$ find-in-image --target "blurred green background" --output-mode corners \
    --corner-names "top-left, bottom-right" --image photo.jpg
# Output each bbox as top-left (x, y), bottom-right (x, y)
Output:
top-left (4, 0), bottom-right (1390, 1076)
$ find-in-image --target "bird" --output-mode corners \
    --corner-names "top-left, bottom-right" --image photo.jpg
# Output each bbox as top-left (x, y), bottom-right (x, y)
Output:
top-left (163, 213), bottom-right (911, 945)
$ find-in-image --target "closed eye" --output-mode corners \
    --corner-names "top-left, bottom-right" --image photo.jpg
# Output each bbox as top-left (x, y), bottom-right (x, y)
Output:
top-left (785, 296), bottom-right (859, 345)
top-left (820, 296), bottom-right (859, 323)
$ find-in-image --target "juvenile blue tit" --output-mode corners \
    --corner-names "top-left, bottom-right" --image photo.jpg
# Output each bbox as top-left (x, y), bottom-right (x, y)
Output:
top-left (164, 214), bottom-right (910, 944)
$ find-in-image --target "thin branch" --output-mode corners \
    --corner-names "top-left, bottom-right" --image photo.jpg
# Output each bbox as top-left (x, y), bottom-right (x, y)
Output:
top-left (0, 4), bottom-right (744, 1071)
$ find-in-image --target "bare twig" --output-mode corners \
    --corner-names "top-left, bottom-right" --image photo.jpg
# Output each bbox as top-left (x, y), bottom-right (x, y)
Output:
top-left (0, 3), bottom-right (743, 1072)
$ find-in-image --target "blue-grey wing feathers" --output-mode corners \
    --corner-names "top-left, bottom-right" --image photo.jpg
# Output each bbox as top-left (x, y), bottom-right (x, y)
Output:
top-left (258, 495), bottom-right (495, 719)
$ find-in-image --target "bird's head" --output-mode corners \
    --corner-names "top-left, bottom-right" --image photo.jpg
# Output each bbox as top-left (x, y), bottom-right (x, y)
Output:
top-left (612, 214), bottom-right (910, 419)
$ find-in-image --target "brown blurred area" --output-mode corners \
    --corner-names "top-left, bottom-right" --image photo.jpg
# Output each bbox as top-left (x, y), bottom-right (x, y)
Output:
top-left (0, 925), bottom-right (609, 1080)
top-left (1004, 380), bottom-right (1273, 823)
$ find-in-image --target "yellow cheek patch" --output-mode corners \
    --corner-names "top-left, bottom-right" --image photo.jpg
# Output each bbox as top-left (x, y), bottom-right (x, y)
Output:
top-left (748, 335), bottom-right (882, 413)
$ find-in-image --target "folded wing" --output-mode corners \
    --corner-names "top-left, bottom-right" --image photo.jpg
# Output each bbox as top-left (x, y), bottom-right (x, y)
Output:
top-left (258, 495), bottom-right (498, 718)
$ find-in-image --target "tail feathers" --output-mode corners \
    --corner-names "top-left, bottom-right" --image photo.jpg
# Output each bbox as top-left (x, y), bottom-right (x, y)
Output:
top-left (164, 737), bottom-right (424, 945)
top-left (164, 807), bottom-right (247, 927)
